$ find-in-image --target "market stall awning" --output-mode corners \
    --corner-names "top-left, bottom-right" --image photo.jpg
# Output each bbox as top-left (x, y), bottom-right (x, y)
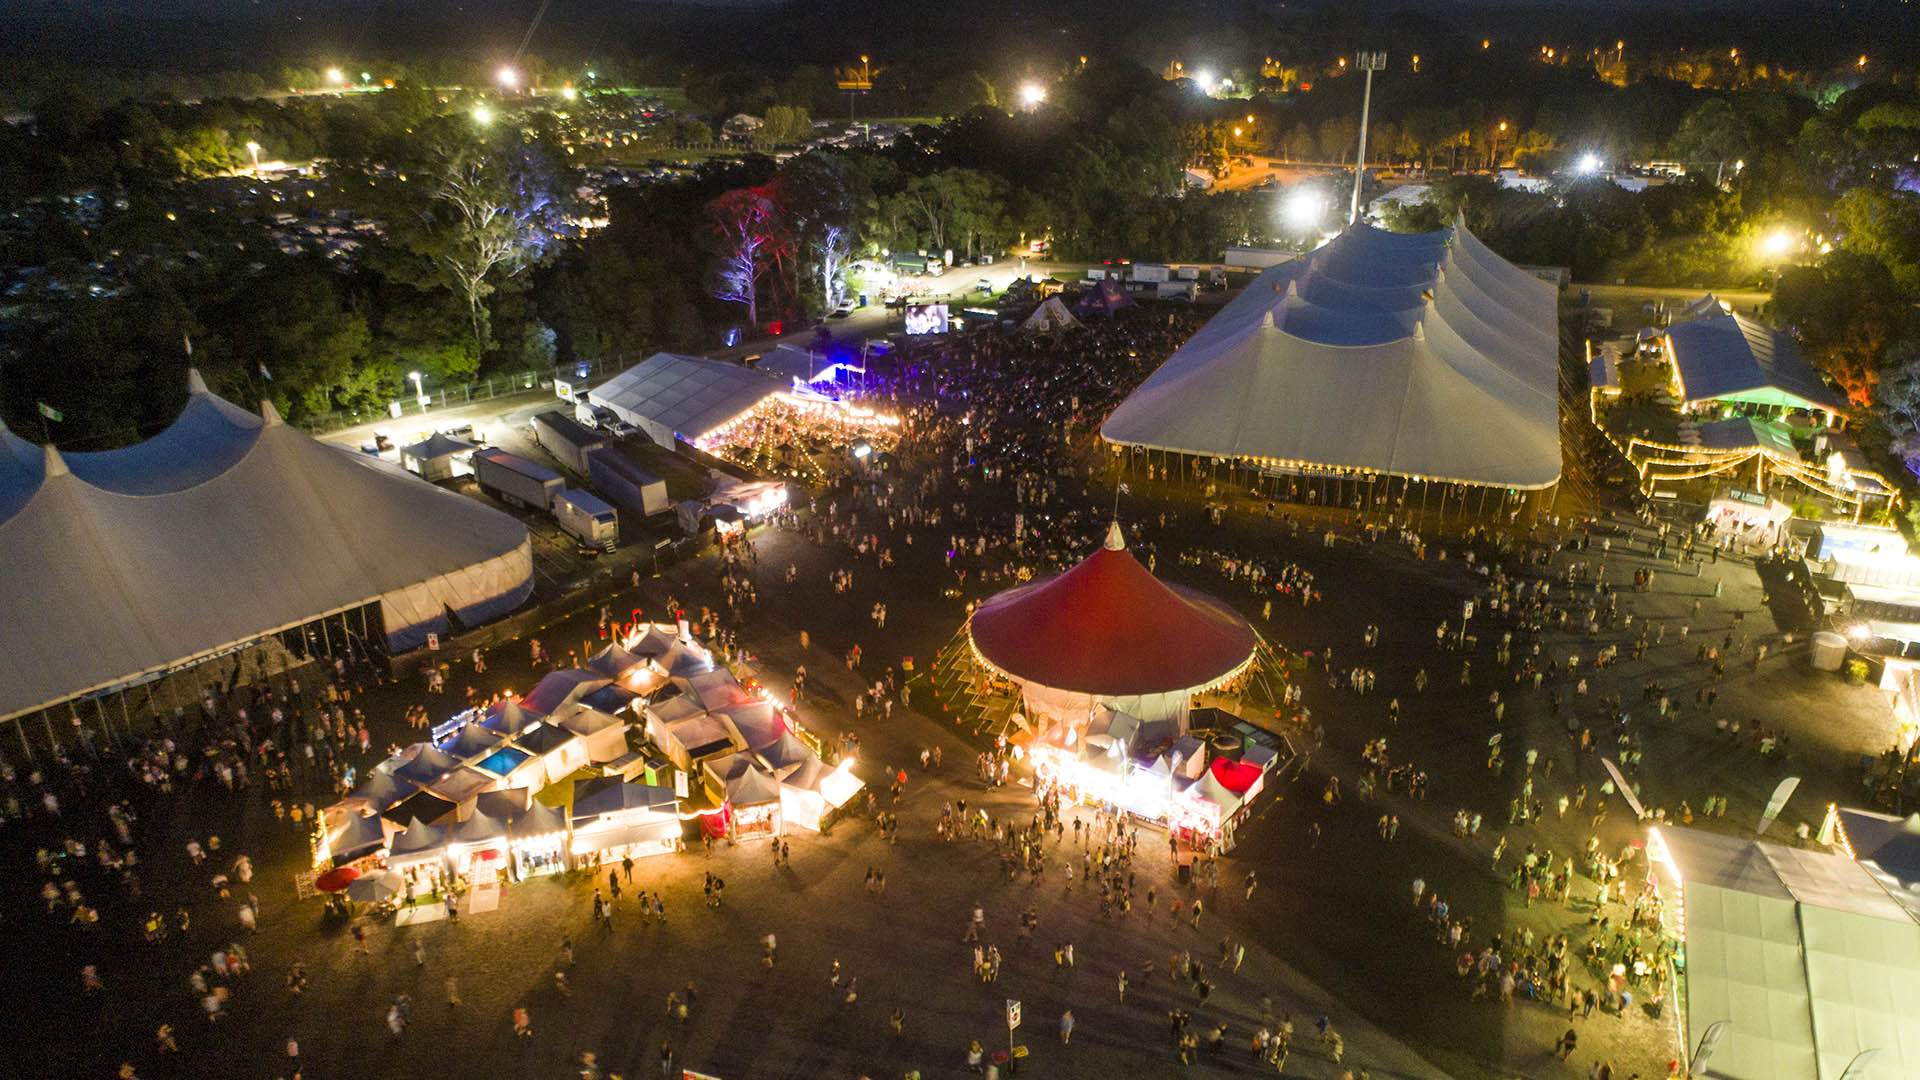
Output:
top-left (479, 697), bottom-right (545, 736)
top-left (382, 789), bottom-right (458, 827)
top-left (394, 742), bottom-right (460, 786)
top-left (388, 816), bottom-right (450, 857)
top-left (969, 522), bottom-right (1255, 697)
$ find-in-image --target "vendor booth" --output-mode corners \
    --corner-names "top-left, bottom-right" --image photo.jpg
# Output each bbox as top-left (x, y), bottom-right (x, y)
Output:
top-left (399, 431), bottom-right (477, 481)
top-left (343, 769), bottom-right (419, 815)
top-left (779, 756), bottom-right (866, 832)
top-left (387, 816), bottom-right (451, 876)
top-left (394, 743), bottom-right (461, 786)
top-left (509, 721), bottom-right (593, 786)
top-left (478, 696), bottom-right (545, 737)
top-left (428, 765), bottom-right (498, 807)
top-left (706, 753), bottom-right (784, 840)
top-left (440, 721), bottom-right (506, 760)
top-left (645, 703), bottom-right (747, 772)
top-left (627, 623), bottom-right (718, 678)
top-left (569, 776), bottom-right (681, 866)
top-left (319, 806), bottom-right (390, 869)
top-left (448, 809), bottom-right (510, 882)
top-left (1705, 489), bottom-right (1792, 551)
top-left (505, 799), bottom-right (568, 878)
top-left (381, 789), bottom-right (458, 828)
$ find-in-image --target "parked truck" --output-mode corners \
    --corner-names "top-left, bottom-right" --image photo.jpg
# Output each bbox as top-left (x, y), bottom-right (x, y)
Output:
top-left (472, 448), bottom-right (565, 511)
top-left (552, 489), bottom-right (621, 550)
top-left (1130, 263), bottom-right (1171, 283)
top-left (586, 445), bottom-right (670, 517)
top-left (1223, 246), bottom-right (1294, 270)
top-left (1155, 280), bottom-right (1198, 302)
top-left (531, 410), bottom-right (607, 476)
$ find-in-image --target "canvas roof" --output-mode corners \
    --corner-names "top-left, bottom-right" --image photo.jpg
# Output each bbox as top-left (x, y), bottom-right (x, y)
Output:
top-left (347, 769), bottom-right (419, 812)
top-left (513, 721), bottom-right (577, 756)
top-left (479, 697), bottom-right (544, 736)
top-left (1021, 296), bottom-right (1082, 334)
top-left (1699, 417), bottom-right (1798, 455)
top-left (585, 643), bottom-right (645, 679)
top-left (440, 722), bottom-right (505, 758)
top-left (588, 352), bottom-right (785, 444)
top-left (383, 788), bottom-right (458, 827)
top-left (554, 705), bottom-right (627, 738)
top-left (400, 431), bottom-right (477, 461)
top-left (429, 766), bottom-right (497, 804)
top-left (571, 775), bottom-right (678, 822)
top-left (450, 809), bottom-right (507, 844)
top-left (327, 810), bottom-right (388, 864)
top-left (0, 370), bottom-right (533, 723)
top-left (523, 669), bottom-right (613, 715)
top-left (506, 799), bottom-right (566, 839)
top-left (394, 743), bottom-right (461, 786)
top-left (1666, 297), bottom-right (1846, 411)
top-left (388, 816), bottom-right (449, 857)
top-left (722, 759), bottom-right (783, 805)
top-left (1653, 826), bottom-right (1920, 1080)
top-left (969, 523), bottom-right (1255, 696)
top-left (472, 788), bottom-right (531, 819)
top-left (1101, 218), bottom-right (1561, 488)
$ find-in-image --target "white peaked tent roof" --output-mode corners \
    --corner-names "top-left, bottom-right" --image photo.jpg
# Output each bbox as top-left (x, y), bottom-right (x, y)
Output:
top-left (0, 370), bottom-right (533, 723)
top-left (1021, 296), bottom-right (1082, 334)
top-left (1102, 217), bottom-right (1561, 488)
top-left (400, 431), bottom-right (477, 461)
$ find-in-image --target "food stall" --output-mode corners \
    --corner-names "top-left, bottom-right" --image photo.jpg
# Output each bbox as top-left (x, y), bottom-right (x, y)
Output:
top-left (778, 756), bottom-right (865, 832)
top-left (386, 816), bottom-right (452, 877)
top-left (448, 809), bottom-right (511, 883)
top-left (552, 705), bottom-right (631, 763)
top-left (706, 753), bottom-right (784, 840)
top-left (568, 775), bottom-right (681, 867)
top-left (508, 722), bottom-right (593, 787)
top-left (506, 799), bottom-right (568, 878)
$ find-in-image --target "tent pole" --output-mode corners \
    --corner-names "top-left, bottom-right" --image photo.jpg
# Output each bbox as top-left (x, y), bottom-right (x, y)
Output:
top-left (43, 709), bottom-right (58, 756)
top-left (1479, 485), bottom-right (1489, 517)
top-left (119, 690), bottom-right (133, 744)
top-left (1419, 481), bottom-right (1428, 521)
top-left (15, 715), bottom-right (32, 764)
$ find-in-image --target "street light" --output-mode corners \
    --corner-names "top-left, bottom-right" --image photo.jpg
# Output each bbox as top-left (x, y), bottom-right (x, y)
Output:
top-left (1575, 152), bottom-right (1604, 176)
top-left (1193, 69), bottom-right (1216, 93)
top-left (1283, 187), bottom-right (1325, 232)
top-left (561, 84), bottom-right (578, 101)
top-left (1762, 228), bottom-right (1795, 258)
top-left (472, 104), bottom-right (494, 126)
top-left (496, 65), bottom-right (521, 91)
top-left (408, 371), bottom-right (428, 407)
top-left (325, 67), bottom-right (346, 87)
top-left (245, 140), bottom-right (261, 175)
top-left (1018, 82), bottom-right (1047, 109)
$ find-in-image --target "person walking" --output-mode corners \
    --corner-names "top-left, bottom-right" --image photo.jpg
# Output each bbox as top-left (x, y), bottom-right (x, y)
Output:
top-left (1059, 1009), bottom-right (1075, 1045)
top-left (514, 1006), bottom-right (532, 1038)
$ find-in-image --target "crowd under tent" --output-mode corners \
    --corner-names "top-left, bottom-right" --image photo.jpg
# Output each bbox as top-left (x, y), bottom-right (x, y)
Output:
top-left (1101, 217), bottom-right (1561, 502)
top-left (588, 351), bottom-right (787, 451)
top-left (968, 522), bottom-right (1257, 732)
top-left (399, 431), bottom-right (478, 482)
top-left (1645, 825), bottom-right (1920, 1080)
top-left (0, 369), bottom-right (534, 751)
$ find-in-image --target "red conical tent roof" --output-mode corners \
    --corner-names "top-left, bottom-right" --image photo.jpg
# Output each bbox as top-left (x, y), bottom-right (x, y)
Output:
top-left (969, 523), bottom-right (1255, 697)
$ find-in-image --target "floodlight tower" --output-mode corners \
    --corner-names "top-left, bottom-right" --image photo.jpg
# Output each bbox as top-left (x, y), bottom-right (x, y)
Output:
top-left (1347, 51), bottom-right (1387, 225)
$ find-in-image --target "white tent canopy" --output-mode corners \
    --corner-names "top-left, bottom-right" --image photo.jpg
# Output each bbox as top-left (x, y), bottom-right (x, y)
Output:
top-left (1650, 827), bottom-right (1920, 1080)
top-left (1021, 296), bottom-right (1082, 334)
top-left (0, 370), bottom-right (533, 722)
top-left (1101, 218), bottom-right (1561, 488)
top-left (588, 352), bottom-right (785, 450)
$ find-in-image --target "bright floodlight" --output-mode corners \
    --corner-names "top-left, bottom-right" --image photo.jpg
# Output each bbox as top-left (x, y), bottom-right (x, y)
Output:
top-left (1193, 69), bottom-right (1216, 92)
top-left (496, 65), bottom-right (521, 90)
top-left (1018, 82), bottom-right (1047, 108)
top-left (472, 104), bottom-right (494, 126)
top-left (1575, 152), bottom-right (1603, 175)
top-left (1762, 229), bottom-right (1795, 257)
top-left (1283, 187), bottom-right (1324, 230)
top-left (561, 85), bottom-right (579, 101)
top-left (325, 67), bottom-right (346, 86)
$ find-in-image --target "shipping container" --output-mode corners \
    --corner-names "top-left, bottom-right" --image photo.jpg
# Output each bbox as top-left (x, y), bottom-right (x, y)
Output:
top-left (1222, 246), bottom-right (1294, 269)
top-left (553, 489), bottom-right (620, 550)
top-left (1155, 281), bottom-right (1198, 301)
top-left (531, 410), bottom-right (607, 476)
top-left (586, 445), bottom-right (670, 517)
top-left (1130, 263), bottom-right (1171, 283)
top-left (472, 448), bottom-right (565, 511)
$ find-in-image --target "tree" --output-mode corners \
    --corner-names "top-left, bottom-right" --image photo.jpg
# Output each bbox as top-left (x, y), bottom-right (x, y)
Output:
top-left (707, 186), bottom-right (784, 327)
top-left (762, 104), bottom-right (814, 145)
top-left (1834, 187), bottom-right (1920, 295)
top-left (1770, 251), bottom-right (1915, 406)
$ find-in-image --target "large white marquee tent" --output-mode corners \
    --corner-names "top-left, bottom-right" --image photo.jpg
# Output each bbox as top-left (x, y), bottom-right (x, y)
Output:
top-left (1101, 216), bottom-right (1561, 489)
top-left (588, 351), bottom-right (786, 450)
top-left (0, 370), bottom-right (534, 725)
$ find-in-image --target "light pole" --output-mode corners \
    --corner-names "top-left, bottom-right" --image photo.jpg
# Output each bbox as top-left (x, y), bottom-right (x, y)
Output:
top-left (1347, 51), bottom-right (1387, 225)
top-left (245, 140), bottom-right (261, 176)
top-left (409, 371), bottom-right (428, 409)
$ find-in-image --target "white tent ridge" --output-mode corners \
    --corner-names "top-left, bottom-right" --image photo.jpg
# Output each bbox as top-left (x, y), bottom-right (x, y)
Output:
top-left (587, 352), bottom-right (786, 450)
top-left (0, 370), bottom-right (533, 723)
top-left (1101, 216), bottom-right (1562, 489)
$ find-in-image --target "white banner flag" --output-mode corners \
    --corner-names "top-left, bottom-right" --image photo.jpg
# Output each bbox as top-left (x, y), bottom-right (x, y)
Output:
top-left (1601, 758), bottom-right (1645, 820)
top-left (1756, 776), bottom-right (1801, 837)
